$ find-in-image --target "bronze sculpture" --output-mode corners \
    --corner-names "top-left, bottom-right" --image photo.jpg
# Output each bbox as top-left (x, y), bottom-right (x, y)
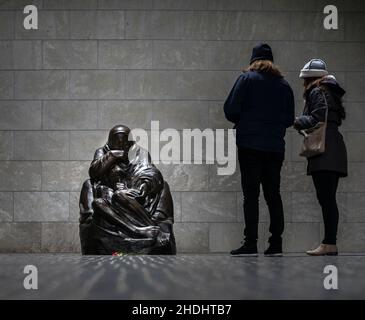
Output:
top-left (79, 125), bottom-right (176, 255)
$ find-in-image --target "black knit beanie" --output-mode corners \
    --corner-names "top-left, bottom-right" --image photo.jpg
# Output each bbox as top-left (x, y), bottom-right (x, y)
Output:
top-left (250, 43), bottom-right (274, 64)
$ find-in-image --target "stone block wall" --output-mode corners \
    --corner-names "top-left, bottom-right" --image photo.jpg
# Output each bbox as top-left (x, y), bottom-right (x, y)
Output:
top-left (0, 0), bottom-right (364, 253)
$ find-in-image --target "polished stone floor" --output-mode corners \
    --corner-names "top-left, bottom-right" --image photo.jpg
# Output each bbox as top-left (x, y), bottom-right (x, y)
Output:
top-left (0, 254), bottom-right (364, 300)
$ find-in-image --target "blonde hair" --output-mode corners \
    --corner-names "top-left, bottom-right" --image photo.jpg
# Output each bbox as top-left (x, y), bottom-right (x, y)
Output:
top-left (244, 60), bottom-right (283, 78)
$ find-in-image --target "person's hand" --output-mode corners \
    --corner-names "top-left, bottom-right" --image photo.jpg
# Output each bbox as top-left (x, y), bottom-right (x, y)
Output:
top-left (293, 117), bottom-right (301, 130)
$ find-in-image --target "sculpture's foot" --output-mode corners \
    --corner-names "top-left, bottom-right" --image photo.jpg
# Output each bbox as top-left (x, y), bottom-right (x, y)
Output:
top-left (137, 225), bottom-right (160, 238)
top-left (156, 231), bottom-right (170, 247)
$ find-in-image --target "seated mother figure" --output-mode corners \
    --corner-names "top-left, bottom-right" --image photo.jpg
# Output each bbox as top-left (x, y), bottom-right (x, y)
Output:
top-left (79, 124), bottom-right (176, 255)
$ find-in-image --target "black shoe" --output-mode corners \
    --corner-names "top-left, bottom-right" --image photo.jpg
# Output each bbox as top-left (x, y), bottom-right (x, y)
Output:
top-left (230, 243), bottom-right (258, 257)
top-left (264, 244), bottom-right (283, 257)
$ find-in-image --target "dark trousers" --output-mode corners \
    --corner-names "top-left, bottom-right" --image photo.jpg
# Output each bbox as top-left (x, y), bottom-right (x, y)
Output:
top-left (312, 171), bottom-right (340, 245)
top-left (238, 147), bottom-right (285, 246)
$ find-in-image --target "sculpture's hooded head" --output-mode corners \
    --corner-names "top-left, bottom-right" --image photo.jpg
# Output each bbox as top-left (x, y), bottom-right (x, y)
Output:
top-left (107, 124), bottom-right (133, 151)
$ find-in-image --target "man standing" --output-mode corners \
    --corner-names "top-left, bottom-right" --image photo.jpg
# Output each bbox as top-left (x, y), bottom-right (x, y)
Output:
top-left (224, 43), bottom-right (295, 257)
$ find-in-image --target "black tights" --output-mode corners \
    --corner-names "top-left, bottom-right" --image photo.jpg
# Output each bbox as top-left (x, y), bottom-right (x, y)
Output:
top-left (312, 171), bottom-right (340, 245)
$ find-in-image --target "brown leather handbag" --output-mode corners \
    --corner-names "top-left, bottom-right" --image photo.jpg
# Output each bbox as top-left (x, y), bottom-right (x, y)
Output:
top-left (299, 90), bottom-right (329, 158)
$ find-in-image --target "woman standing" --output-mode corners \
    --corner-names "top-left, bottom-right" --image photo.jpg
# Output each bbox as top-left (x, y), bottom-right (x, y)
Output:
top-left (225, 43), bottom-right (295, 257)
top-left (294, 59), bottom-right (347, 256)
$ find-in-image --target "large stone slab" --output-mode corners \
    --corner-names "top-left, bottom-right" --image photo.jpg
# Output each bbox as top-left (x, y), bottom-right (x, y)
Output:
top-left (14, 192), bottom-right (69, 221)
top-left (0, 161), bottom-right (41, 191)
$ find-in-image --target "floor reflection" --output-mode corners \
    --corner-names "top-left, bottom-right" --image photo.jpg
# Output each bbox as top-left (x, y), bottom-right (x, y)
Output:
top-left (0, 254), bottom-right (364, 299)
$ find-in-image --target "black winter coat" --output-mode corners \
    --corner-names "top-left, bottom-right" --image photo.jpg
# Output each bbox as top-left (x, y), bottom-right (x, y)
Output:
top-left (224, 71), bottom-right (295, 153)
top-left (294, 77), bottom-right (348, 177)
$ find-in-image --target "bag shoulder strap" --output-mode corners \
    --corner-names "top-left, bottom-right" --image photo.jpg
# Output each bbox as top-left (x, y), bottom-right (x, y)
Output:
top-left (318, 86), bottom-right (329, 124)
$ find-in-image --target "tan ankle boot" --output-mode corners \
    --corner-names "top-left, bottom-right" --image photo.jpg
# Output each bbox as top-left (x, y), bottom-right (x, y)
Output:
top-left (306, 244), bottom-right (338, 256)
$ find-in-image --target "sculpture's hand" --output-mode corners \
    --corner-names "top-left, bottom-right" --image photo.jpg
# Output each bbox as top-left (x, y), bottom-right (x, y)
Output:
top-left (139, 183), bottom-right (148, 198)
top-left (108, 150), bottom-right (125, 160)
top-left (123, 188), bottom-right (142, 198)
top-left (116, 182), bottom-right (127, 190)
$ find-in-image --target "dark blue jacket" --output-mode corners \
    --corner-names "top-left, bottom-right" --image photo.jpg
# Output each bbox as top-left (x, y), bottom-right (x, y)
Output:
top-left (224, 71), bottom-right (295, 153)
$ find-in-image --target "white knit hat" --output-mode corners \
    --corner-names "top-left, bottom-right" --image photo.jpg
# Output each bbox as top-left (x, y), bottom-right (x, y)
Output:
top-left (299, 59), bottom-right (329, 78)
